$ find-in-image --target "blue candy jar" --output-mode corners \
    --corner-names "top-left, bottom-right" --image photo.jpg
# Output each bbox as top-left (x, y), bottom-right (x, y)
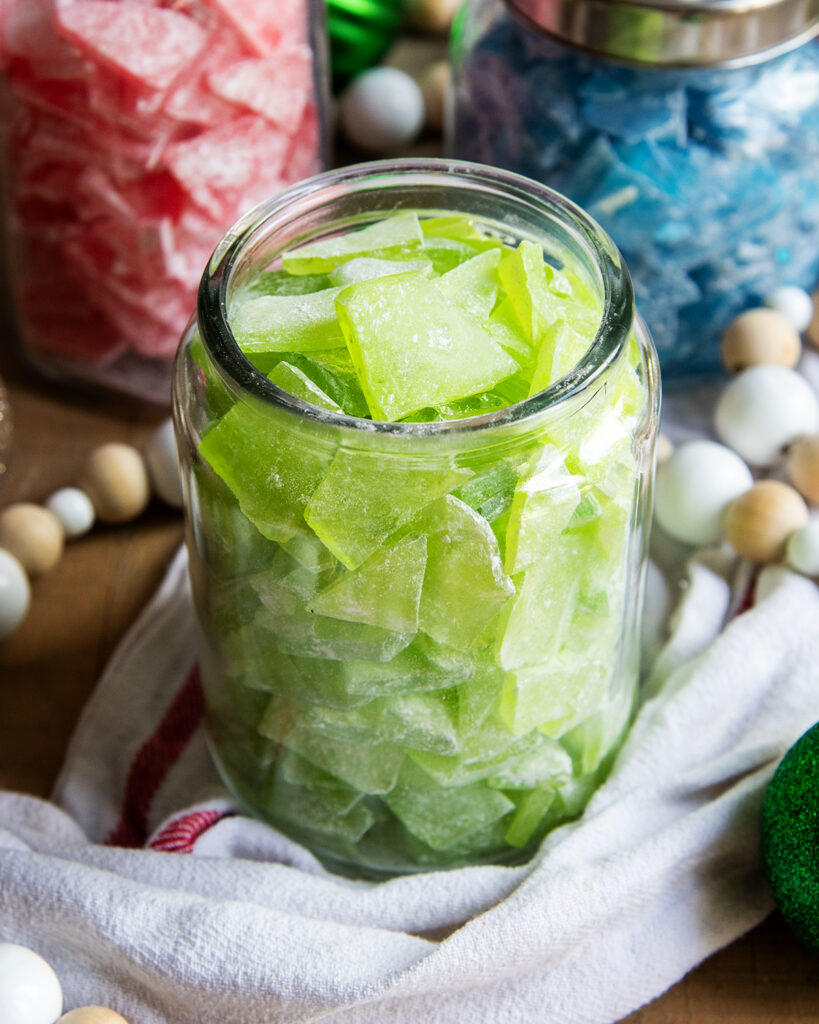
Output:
top-left (451, 0), bottom-right (819, 378)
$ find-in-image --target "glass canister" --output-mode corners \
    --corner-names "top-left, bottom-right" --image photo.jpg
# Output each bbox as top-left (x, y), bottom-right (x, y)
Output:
top-left (0, 0), bottom-right (329, 403)
top-left (173, 159), bottom-right (659, 877)
top-left (450, 0), bottom-right (819, 379)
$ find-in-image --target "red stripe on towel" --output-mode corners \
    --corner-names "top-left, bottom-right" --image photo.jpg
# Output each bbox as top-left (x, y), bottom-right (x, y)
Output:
top-left (149, 808), bottom-right (226, 853)
top-left (106, 665), bottom-right (204, 848)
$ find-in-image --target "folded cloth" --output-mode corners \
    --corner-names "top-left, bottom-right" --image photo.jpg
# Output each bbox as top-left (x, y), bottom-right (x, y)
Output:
top-left (1, 546), bottom-right (819, 1024)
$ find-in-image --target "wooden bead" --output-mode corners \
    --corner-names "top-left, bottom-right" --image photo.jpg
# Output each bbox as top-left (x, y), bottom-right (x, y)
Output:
top-left (724, 480), bottom-right (809, 563)
top-left (807, 289), bottom-right (819, 349)
top-left (0, 502), bottom-right (64, 575)
top-left (79, 443), bottom-right (150, 524)
top-left (720, 308), bottom-right (801, 373)
top-left (420, 61), bottom-right (450, 135)
top-left (787, 434), bottom-right (819, 505)
top-left (406, 0), bottom-right (461, 33)
top-left (58, 1009), bottom-right (130, 1024)
top-left (656, 433), bottom-right (674, 463)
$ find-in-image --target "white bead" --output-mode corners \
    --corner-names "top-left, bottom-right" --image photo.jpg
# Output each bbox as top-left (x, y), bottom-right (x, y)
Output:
top-left (786, 518), bottom-right (819, 577)
top-left (144, 419), bottom-right (183, 509)
top-left (714, 365), bottom-right (819, 467)
top-left (0, 942), bottom-right (62, 1024)
top-left (339, 67), bottom-right (425, 153)
top-left (654, 440), bottom-right (753, 546)
top-left (45, 488), bottom-right (95, 539)
top-left (766, 285), bottom-right (815, 334)
top-left (0, 548), bottom-right (30, 639)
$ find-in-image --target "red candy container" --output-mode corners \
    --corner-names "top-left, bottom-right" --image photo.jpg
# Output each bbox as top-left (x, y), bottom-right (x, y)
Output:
top-left (0, 0), bottom-right (329, 402)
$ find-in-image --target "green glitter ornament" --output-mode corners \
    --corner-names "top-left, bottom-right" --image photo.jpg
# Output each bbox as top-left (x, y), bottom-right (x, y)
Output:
top-left (325, 0), bottom-right (405, 88)
top-left (762, 720), bottom-right (819, 949)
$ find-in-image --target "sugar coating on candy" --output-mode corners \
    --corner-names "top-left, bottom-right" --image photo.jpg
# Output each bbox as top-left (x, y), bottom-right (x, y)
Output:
top-left (0, 0), bottom-right (323, 376)
top-left (308, 535), bottom-right (428, 631)
top-left (336, 265), bottom-right (519, 420)
top-left (762, 721), bottom-right (819, 949)
top-left (193, 211), bottom-right (651, 872)
top-left (452, 16), bottom-right (819, 376)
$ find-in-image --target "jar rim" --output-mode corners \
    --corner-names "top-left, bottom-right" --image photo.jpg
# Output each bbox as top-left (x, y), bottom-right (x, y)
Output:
top-left (505, 0), bottom-right (819, 67)
top-left (197, 158), bottom-right (634, 438)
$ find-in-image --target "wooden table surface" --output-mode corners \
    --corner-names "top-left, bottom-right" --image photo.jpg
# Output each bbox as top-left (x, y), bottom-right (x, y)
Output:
top-left (1, 34), bottom-right (819, 1020)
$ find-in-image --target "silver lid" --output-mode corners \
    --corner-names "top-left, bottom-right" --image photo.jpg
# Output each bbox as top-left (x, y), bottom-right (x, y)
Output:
top-left (507, 0), bottom-right (819, 67)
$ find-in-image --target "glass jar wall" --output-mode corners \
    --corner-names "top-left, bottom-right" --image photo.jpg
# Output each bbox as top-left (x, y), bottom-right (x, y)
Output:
top-left (173, 160), bottom-right (659, 877)
top-left (0, 0), bottom-right (329, 403)
top-left (450, 0), bottom-right (819, 379)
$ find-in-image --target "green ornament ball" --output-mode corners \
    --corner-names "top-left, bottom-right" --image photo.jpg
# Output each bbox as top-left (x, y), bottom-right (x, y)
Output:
top-left (325, 0), bottom-right (405, 88)
top-left (762, 720), bottom-right (819, 949)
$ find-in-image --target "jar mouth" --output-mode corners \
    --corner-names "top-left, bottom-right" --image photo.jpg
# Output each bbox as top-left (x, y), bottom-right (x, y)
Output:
top-left (197, 158), bottom-right (634, 438)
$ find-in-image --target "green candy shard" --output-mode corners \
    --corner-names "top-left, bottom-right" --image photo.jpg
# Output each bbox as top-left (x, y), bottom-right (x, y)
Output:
top-left (436, 249), bottom-right (501, 321)
top-left (267, 361), bottom-right (342, 413)
top-left (500, 656), bottom-right (608, 736)
top-left (307, 535), bottom-right (428, 632)
top-left (299, 688), bottom-right (460, 756)
top-left (282, 212), bottom-right (424, 275)
top-left (418, 495), bottom-right (515, 650)
top-left (280, 749), bottom-right (363, 813)
top-left (420, 214), bottom-right (502, 248)
top-left (277, 350), bottom-right (370, 419)
top-left (498, 240), bottom-right (563, 341)
top-left (485, 734), bottom-right (573, 789)
top-left (243, 269), bottom-right (332, 297)
top-left (305, 449), bottom-right (470, 569)
top-left (259, 697), bottom-right (405, 794)
top-left (503, 445), bottom-right (582, 575)
top-left (266, 773), bottom-right (375, 842)
top-left (273, 612), bottom-right (414, 663)
top-left (453, 461), bottom-right (519, 523)
top-left (386, 778), bottom-right (514, 850)
top-left (199, 405), bottom-right (332, 544)
top-left (408, 713), bottom-right (539, 787)
top-left (504, 788), bottom-right (557, 847)
top-left (329, 256), bottom-right (433, 286)
top-left (497, 537), bottom-right (583, 672)
top-left (230, 287), bottom-right (346, 354)
top-left (278, 533), bottom-right (337, 573)
top-left (560, 682), bottom-right (634, 775)
top-left (486, 297), bottom-right (536, 366)
top-left (343, 633), bottom-right (474, 698)
top-left (335, 272), bottom-right (519, 422)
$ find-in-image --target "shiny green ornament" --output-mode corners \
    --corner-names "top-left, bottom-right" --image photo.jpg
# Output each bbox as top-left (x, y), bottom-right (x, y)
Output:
top-left (325, 0), bottom-right (405, 87)
top-left (762, 720), bottom-right (819, 949)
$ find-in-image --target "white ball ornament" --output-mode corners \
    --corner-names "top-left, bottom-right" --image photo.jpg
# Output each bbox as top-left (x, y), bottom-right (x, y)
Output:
top-left (0, 942), bottom-right (63, 1024)
top-left (45, 488), bottom-right (95, 539)
top-left (0, 548), bottom-right (30, 639)
top-left (786, 519), bottom-right (819, 577)
top-left (144, 419), bottom-right (183, 509)
top-left (654, 439), bottom-right (753, 546)
top-left (339, 67), bottom-right (425, 153)
top-left (766, 285), bottom-right (814, 334)
top-left (714, 365), bottom-right (819, 467)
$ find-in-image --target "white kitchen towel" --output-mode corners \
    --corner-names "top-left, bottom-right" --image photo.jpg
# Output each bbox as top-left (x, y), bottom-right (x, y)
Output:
top-left (1, 547), bottom-right (819, 1024)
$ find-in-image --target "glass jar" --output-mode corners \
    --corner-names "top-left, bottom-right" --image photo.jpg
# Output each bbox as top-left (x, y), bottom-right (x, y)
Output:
top-left (450, 0), bottom-right (819, 379)
top-left (173, 159), bottom-right (659, 877)
top-left (0, 0), bottom-right (329, 404)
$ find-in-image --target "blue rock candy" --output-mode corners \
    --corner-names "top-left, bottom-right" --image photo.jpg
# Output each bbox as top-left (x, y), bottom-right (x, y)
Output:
top-left (453, 22), bottom-right (819, 377)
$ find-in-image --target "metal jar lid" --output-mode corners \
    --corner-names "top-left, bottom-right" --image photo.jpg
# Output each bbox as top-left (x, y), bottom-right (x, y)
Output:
top-left (506, 0), bottom-right (819, 67)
